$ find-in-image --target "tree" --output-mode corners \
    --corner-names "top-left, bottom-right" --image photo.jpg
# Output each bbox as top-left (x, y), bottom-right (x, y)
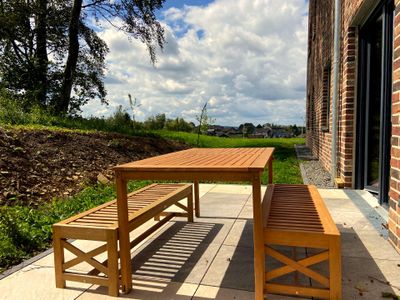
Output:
top-left (55, 0), bottom-right (165, 114)
top-left (239, 123), bottom-right (255, 137)
top-left (0, 1), bottom-right (71, 108)
top-left (0, 0), bottom-right (165, 115)
top-left (196, 102), bottom-right (214, 146)
top-left (144, 113), bottom-right (166, 130)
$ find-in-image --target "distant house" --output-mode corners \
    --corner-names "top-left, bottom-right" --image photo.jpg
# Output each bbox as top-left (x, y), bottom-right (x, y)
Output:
top-left (252, 127), bottom-right (273, 138)
top-left (271, 130), bottom-right (292, 138)
top-left (306, 0), bottom-right (399, 252)
top-left (206, 125), bottom-right (240, 137)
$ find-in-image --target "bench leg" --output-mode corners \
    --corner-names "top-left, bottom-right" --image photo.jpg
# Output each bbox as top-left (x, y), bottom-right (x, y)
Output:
top-left (187, 192), bottom-right (194, 222)
top-left (329, 237), bottom-right (342, 300)
top-left (53, 230), bottom-right (66, 288)
top-left (194, 180), bottom-right (200, 217)
top-left (107, 230), bottom-right (119, 297)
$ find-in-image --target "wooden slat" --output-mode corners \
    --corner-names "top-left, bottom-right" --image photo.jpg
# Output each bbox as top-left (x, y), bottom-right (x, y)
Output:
top-left (265, 251), bottom-right (329, 281)
top-left (265, 283), bottom-right (330, 299)
top-left (112, 148), bottom-right (275, 173)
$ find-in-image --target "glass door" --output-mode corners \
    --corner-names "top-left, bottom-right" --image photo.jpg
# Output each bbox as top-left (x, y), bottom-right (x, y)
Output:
top-left (356, 0), bottom-right (393, 204)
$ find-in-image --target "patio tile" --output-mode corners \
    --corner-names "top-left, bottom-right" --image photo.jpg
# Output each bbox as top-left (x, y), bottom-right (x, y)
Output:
top-left (340, 230), bottom-right (400, 260)
top-left (0, 264), bottom-right (90, 299)
top-left (193, 285), bottom-right (254, 299)
top-left (77, 280), bottom-right (197, 299)
top-left (199, 183), bottom-right (216, 197)
top-left (199, 192), bottom-right (248, 218)
top-left (341, 256), bottom-right (400, 299)
top-left (329, 211), bottom-right (379, 231)
top-left (201, 245), bottom-right (254, 291)
top-left (223, 219), bottom-right (254, 248)
top-left (209, 184), bottom-right (252, 195)
top-left (237, 204), bottom-right (253, 219)
top-left (318, 189), bottom-right (351, 199)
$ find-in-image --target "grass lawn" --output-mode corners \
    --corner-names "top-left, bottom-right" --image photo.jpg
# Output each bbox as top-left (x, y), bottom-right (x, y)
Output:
top-left (156, 130), bottom-right (305, 185)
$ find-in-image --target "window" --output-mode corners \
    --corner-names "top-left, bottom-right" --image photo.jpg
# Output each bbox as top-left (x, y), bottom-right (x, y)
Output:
top-left (321, 63), bottom-right (331, 131)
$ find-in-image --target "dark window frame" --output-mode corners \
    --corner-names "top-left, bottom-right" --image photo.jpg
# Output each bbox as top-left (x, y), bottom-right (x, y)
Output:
top-left (355, 0), bottom-right (394, 204)
top-left (321, 63), bottom-right (331, 132)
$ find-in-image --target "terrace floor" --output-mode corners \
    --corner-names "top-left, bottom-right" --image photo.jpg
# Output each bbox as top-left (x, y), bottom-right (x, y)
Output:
top-left (1, 184), bottom-right (400, 299)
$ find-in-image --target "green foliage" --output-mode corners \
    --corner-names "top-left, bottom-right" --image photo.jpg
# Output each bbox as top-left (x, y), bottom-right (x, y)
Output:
top-left (0, 181), bottom-right (150, 271)
top-left (144, 113), bottom-right (167, 130)
top-left (165, 117), bottom-right (194, 132)
top-left (239, 123), bottom-right (256, 136)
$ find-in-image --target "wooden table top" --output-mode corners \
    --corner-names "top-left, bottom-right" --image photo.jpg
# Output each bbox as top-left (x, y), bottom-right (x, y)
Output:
top-left (113, 148), bottom-right (274, 173)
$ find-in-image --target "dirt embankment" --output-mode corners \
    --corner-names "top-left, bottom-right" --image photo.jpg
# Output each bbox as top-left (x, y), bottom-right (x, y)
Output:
top-left (0, 127), bottom-right (188, 207)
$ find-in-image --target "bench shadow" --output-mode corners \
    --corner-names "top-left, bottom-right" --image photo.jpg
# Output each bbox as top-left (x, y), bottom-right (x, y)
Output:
top-left (86, 220), bottom-right (222, 298)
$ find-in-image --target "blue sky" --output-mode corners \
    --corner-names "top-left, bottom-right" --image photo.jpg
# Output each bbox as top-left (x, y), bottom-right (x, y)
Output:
top-left (161, 0), bottom-right (214, 10)
top-left (83, 0), bottom-right (309, 126)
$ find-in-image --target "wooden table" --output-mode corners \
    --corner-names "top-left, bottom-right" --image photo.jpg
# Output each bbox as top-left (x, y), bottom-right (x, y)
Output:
top-left (113, 147), bottom-right (274, 299)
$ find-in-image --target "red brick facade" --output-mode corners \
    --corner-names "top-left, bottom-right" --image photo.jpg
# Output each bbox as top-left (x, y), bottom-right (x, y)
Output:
top-left (389, 0), bottom-right (400, 253)
top-left (307, 0), bottom-right (400, 253)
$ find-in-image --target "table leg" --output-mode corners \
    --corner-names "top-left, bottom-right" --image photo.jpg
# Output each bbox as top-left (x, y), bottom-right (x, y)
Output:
top-left (194, 180), bottom-right (200, 217)
top-left (268, 157), bottom-right (273, 184)
top-left (116, 174), bottom-right (132, 293)
top-left (252, 174), bottom-right (265, 300)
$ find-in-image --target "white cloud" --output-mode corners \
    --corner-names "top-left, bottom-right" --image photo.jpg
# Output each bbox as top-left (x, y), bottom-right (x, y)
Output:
top-left (81, 0), bottom-right (308, 126)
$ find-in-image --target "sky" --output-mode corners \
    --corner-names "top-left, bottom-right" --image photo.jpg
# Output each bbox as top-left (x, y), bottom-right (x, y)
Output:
top-left (81, 0), bottom-right (309, 126)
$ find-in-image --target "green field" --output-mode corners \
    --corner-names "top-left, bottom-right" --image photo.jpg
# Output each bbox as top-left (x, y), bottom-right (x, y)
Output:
top-left (156, 130), bottom-right (305, 185)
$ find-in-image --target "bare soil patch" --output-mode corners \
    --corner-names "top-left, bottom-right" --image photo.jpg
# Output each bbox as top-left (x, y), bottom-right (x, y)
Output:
top-left (0, 127), bottom-right (188, 207)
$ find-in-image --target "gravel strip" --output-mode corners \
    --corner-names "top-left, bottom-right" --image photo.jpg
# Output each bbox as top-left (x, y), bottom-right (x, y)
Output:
top-left (295, 145), bottom-right (334, 189)
top-left (300, 160), bottom-right (334, 188)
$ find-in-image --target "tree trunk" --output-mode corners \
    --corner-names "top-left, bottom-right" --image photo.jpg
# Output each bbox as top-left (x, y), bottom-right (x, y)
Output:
top-left (56, 0), bottom-right (83, 114)
top-left (35, 0), bottom-right (48, 107)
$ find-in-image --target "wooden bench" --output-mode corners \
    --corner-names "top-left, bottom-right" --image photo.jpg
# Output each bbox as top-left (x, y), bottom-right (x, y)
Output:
top-left (261, 184), bottom-right (341, 299)
top-left (53, 183), bottom-right (193, 296)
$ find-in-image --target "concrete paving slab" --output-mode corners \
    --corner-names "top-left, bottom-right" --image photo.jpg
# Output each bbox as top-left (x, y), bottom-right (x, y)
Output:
top-left (341, 256), bottom-right (400, 299)
top-left (199, 184), bottom-right (216, 198)
top-left (340, 230), bottom-right (400, 260)
top-left (237, 204), bottom-right (253, 219)
top-left (201, 245), bottom-right (254, 291)
top-left (193, 285), bottom-right (254, 299)
top-left (0, 264), bottom-right (91, 300)
top-left (210, 184), bottom-right (253, 195)
top-left (77, 280), bottom-right (197, 299)
top-left (199, 192), bottom-right (248, 218)
top-left (223, 219), bottom-right (253, 248)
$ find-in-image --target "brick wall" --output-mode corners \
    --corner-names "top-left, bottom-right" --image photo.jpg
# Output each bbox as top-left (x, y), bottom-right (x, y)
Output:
top-left (307, 0), bottom-right (400, 253)
top-left (389, 0), bottom-right (400, 253)
top-left (306, 0), bottom-right (334, 173)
